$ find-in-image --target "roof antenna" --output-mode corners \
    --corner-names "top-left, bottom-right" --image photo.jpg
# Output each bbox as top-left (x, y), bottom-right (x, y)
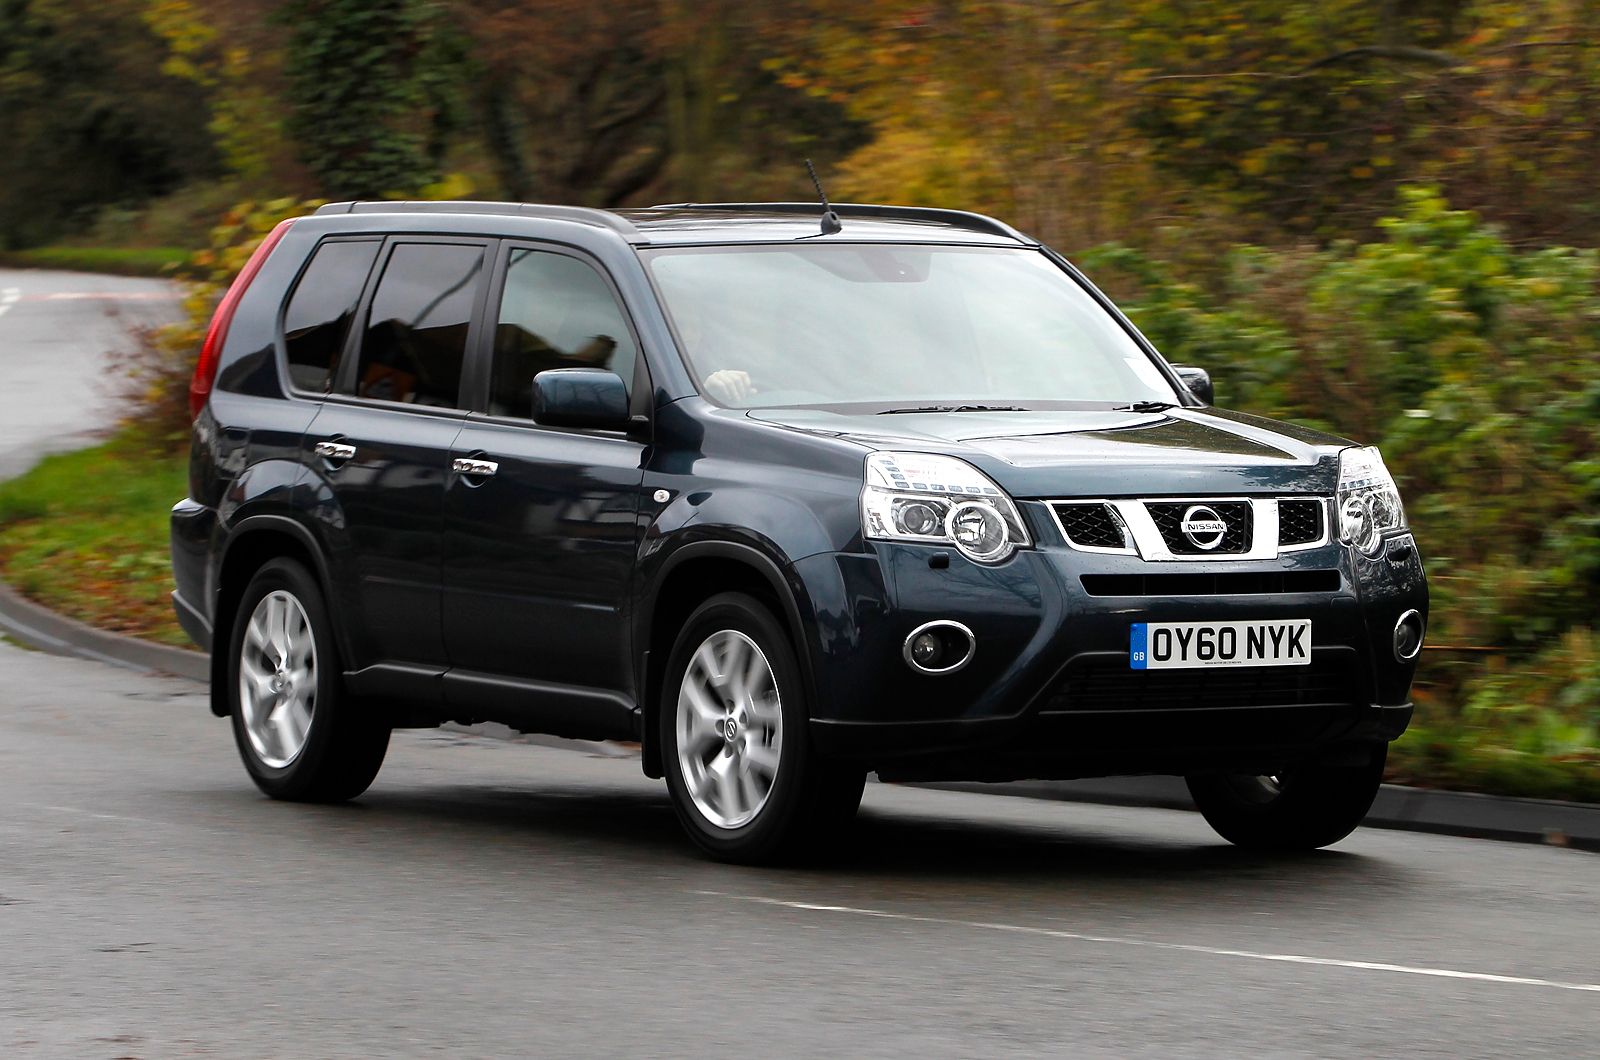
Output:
top-left (806, 159), bottom-right (842, 235)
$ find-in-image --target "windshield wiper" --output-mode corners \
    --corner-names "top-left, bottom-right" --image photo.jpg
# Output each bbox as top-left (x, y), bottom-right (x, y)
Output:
top-left (878, 404), bottom-right (1030, 415)
top-left (1114, 401), bottom-right (1178, 413)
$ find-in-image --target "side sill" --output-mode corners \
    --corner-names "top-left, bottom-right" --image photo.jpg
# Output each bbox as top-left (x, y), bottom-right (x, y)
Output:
top-left (344, 661), bottom-right (446, 705)
top-left (442, 669), bottom-right (639, 744)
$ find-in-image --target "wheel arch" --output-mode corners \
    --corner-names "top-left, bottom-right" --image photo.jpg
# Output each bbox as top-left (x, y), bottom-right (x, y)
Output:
top-left (637, 541), bottom-right (817, 779)
top-left (209, 515), bottom-right (341, 718)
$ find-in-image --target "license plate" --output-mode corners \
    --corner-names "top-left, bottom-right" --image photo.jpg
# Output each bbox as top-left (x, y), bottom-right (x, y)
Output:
top-left (1131, 619), bottom-right (1311, 669)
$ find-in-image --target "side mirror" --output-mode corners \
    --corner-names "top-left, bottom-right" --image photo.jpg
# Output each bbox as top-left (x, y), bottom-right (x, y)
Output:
top-left (532, 368), bottom-right (629, 430)
top-left (1171, 364), bottom-right (1214, 406)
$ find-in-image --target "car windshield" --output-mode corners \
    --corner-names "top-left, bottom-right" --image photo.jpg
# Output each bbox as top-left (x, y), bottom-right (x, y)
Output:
top-left (642, 243), bottom-right (1178, 411)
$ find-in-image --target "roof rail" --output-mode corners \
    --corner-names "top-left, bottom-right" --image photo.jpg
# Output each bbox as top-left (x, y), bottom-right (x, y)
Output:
top-left (313, 200), bottom-right (643, 242)
top-left (645, 202), bottom-right (1033, 244)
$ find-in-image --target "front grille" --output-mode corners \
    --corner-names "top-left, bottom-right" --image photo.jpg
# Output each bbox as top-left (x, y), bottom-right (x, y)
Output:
top-left (1080, 570), bottom-right (1341, 596)
top-left (1041, 655), bottom-right (1360, 713)
top-left (1053, 502), bottom-right (1128, 550)
top-left (1146, 501), bottom-right (1253, 554)
top-left (1279, 499), bottom-right (1326, 546)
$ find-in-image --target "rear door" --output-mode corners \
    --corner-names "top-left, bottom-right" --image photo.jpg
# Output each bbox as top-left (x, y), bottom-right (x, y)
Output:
top-left (442, 243), bottom-right (648, 699)
top-left (303, 237), bottom-right (490, 672)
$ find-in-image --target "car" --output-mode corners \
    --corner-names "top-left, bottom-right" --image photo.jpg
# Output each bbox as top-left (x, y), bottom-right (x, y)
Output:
top-left (170, 199), bottom-right (1427, 862)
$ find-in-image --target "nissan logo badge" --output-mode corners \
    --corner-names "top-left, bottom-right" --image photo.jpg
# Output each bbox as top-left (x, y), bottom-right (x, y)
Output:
top-left (1180, 505), bottom-right (1228, 550)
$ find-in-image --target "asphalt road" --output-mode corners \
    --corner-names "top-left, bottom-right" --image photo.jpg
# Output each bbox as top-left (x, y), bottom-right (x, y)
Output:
top-left (0, 267), bottom-right (181, 478)
top-left (2, 642), bottom-right (1596, 1059)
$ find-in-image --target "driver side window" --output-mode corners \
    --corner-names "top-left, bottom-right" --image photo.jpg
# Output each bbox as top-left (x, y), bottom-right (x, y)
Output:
top-left (490, 249), bottom-right (637, 420)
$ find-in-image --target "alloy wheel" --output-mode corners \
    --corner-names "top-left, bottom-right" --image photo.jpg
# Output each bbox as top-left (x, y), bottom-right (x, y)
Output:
top-left (675, 629), bottom-right (784, 829)
top-left (238, 590), bottom-right (318, 768)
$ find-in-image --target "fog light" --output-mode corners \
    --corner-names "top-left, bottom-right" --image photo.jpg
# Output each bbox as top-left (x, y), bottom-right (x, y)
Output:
top-left (902, 620), bottom-right (976, 675)
top-left (1393, 609), bottom-right (1424, 662)
top-left (910, 631), bottom-right (944, 668)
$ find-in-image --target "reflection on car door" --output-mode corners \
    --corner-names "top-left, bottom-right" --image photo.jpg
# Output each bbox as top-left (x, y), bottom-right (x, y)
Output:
top-left (303, 239), bottom-right (488, 678)
top-left (442, 245), bottom-right (647, 731)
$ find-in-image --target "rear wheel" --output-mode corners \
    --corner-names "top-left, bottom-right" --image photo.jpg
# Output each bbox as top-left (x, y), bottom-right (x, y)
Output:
top-left (661, 592), bottom-right (865, 864)
top-left (1186, 747), bottom-right (1387, 850)
top-left (228, 557), bottom-right (390, 802)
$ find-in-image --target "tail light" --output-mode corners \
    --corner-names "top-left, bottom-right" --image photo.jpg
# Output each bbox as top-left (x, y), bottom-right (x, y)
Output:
top-left (188, 218), bottom-right (296, 421)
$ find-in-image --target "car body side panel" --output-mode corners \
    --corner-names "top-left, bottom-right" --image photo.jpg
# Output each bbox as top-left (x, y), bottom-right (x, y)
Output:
top-left (300, 402), bottom-right (465, 670)
top-left (641, 398), bottom-right (870, 557)
top-left (443, 419), bottom-right (647, 693)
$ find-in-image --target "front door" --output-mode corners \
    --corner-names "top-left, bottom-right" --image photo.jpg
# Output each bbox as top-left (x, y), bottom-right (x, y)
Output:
top-left (304, 238), bottom-right (488, 671)
top-left (442, 245), bottom-right (647, 695)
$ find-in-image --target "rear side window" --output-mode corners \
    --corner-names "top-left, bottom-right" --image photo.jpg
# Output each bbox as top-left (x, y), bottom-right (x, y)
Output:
top-left (282, 239), bottom-right (381, 393)
top-left (355, 242), bottom-right (485, 407)
top-left (489, 249), bottom-right (638, 419)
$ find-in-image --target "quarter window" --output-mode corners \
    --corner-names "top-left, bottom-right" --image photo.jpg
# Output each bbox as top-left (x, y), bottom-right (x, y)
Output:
top-left (355, 242), bottom-right (485, 407)
top-left (282, 240), bottom-right (380, 392)
top-left (489, 249), bottom-right (637, 420)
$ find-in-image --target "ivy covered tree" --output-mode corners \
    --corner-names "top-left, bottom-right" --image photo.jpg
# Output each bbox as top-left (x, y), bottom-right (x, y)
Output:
top-left (280, 0), bottom-right (438, 200)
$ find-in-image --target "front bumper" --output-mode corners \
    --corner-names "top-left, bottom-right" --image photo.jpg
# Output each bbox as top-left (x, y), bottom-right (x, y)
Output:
top-left (794, 519), bottom-right (1426, 780)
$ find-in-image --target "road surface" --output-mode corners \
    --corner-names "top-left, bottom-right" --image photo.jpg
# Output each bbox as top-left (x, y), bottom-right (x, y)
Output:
top-left (0, 267), bottom-right (181, 478)
top-left (1, 643), bottom-right (1596, 1059)
top-left (0, 267), bottom-right (1595, 1058)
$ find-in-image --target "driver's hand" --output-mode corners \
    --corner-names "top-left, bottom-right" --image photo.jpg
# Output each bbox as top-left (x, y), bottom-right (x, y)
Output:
top-left (704, 369), bottom-right (756, 404)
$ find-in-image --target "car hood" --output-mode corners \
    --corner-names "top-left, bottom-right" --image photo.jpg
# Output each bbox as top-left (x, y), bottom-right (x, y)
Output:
top-left (747, 407), bottom-right (1352, 497)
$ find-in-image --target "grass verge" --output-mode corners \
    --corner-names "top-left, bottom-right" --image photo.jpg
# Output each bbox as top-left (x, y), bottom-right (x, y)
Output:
top-left (0, 246), bottom-right (193, 278)
top-left (0, 437), bottom-right (191, 647)
top-left (1387, 725), bottom-right (1600, 804)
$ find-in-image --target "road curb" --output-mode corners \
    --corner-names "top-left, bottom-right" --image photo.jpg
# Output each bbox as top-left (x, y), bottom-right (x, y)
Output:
top-left (0, 579), bottom-right (208, 682)
top-left (2, 570), bottom-right (1596, 853)
top-left (916, 776), bottom-right (1600, 852)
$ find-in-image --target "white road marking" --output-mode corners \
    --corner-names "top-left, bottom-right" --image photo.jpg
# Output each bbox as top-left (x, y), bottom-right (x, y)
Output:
top-left (0, 287), bottom-right (18, 319)
top-left (695, 891), bottom-right (1600, 994)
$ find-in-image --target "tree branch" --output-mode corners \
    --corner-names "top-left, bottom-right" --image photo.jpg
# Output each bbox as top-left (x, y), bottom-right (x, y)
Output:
top-left (1140, 43), bottom-right (1464, 87)
top-left (1299, 45), bottom-right (1460, 72)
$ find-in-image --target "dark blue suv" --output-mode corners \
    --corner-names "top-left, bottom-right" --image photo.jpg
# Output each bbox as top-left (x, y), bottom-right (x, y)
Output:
top-left (171, 201), bottom-right (1427, 862)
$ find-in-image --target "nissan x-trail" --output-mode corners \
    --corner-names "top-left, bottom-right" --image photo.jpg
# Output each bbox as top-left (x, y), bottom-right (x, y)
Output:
top-left (170, 200), bottom-right (1427, 862)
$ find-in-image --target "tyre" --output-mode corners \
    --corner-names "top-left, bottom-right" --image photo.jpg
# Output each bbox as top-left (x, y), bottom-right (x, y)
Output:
top-left (228, 557), bottom-right (390, 802)
top-left (661, 592), bottom-right (865, 864)
top-left (1185, 747), bottom-right (1387, 851)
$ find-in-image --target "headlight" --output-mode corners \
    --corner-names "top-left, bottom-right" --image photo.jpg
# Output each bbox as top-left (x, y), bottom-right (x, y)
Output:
top-left (862, 452), bottom-right (1030, 564)
top-left (1337, 446), bottom-right (1407, 556)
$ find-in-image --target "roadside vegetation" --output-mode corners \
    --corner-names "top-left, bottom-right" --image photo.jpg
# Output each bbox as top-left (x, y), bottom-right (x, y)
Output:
top-left (1, 0), bottom-right (1598, 800)
top-left (0, 438), bottom-right (189, 647)
top-left (1089, 189), bottom-right (1600, 803)
top-left (0, 247), bottom-right (191, 278)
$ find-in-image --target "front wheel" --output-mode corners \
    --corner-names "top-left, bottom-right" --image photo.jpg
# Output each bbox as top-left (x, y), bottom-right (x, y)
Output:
top-left (1186, 747), bottom-right (1387, 851)
top-left (661, 592), bottom-right (864, 864)
top-left (228, 557), bottom-right (390, 802)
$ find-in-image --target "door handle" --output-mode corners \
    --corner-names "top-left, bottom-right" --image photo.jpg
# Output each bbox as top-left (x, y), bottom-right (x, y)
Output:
top-left (453, 457), bottom-right (499, 478)
top-left (313, 440), bottom-right (356, 462)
